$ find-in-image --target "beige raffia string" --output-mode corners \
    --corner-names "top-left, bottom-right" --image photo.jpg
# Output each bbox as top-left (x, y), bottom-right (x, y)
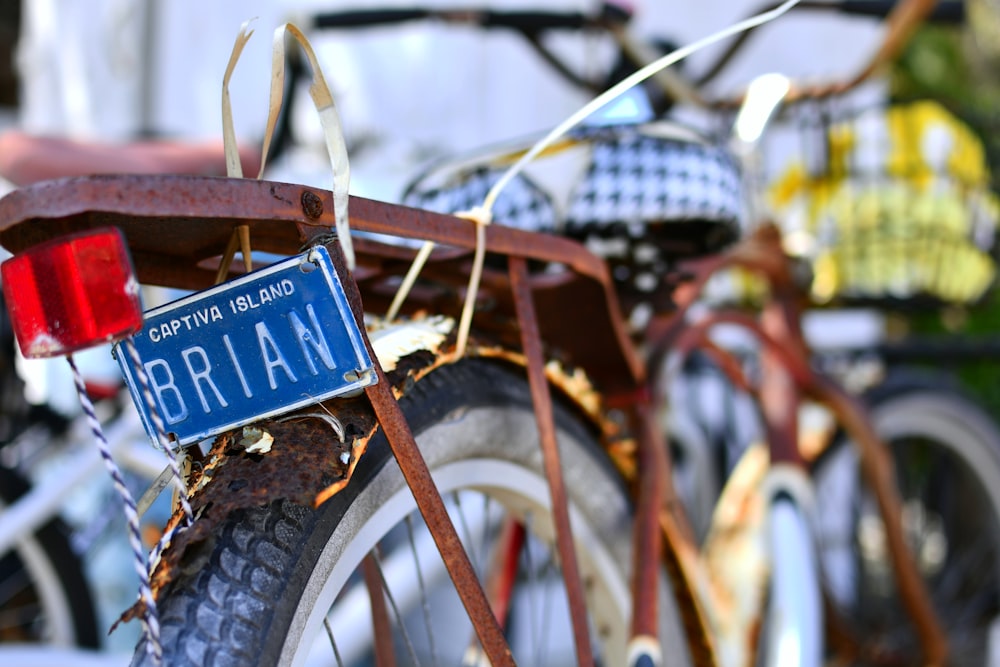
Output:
top-left (454, 207), bottom-right (490, 357)
top-left (221, 21), bottom-right (356, 272)
top-left (385, 240), bottom-right (436, 321)
top-left (222, 21), bottom-right (254, 179)
top-left (216, 21), bottom-right (257, 284)
top-left (384, 0), bottom-right (803, 356)
top-left (383, 207), bottom-right (489, 358)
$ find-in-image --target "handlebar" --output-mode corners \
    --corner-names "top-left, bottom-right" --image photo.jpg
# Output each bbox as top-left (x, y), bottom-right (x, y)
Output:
top-left (304, 0), bottom-right (962, 90)
top-left (697, 0), bottom-right (961, 96)
top-left (307, 2), bottom-right (963, 34)
top-left (311, 8), bottom-right (596, 32)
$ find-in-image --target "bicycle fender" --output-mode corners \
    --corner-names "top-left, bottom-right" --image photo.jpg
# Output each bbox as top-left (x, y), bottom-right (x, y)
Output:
top-left (133, 314), bottom-right (612, 620)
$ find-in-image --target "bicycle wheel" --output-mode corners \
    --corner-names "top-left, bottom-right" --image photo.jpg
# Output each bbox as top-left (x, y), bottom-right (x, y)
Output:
top-left (814, 375), bottom-right (1000, 665)
top-left (134, 358), bottom-right (693, 666)
top-left (0, 465), bottom-right (99, 648)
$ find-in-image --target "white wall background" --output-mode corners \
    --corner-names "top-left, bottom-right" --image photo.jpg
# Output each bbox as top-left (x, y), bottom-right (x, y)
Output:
top-left (15, 0), bottom-right (887, 200)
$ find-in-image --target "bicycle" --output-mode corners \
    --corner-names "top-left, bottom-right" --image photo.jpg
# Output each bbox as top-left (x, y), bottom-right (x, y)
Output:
top-left (0, 0), bottom-right (995, 666)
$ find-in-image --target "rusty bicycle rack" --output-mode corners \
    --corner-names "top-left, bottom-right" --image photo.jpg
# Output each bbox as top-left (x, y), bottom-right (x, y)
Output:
top-left (0, 173), bottom-right (655, 666)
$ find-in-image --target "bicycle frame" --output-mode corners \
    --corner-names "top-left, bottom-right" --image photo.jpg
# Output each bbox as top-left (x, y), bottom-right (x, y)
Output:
top-left (0, 174), bottom-right (655, 665)
top-left (649, 225), bottom-right (951, 665)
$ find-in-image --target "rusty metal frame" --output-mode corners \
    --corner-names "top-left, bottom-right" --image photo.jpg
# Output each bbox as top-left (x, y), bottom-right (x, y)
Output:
top-left (0, 174), bottom-right (667, 663)
top-left (362, 552), bottom-right (396, 667)
top-left (652, 225), bottom-right (949, 665)
top-left (508, 255), bottom-right (596, 666)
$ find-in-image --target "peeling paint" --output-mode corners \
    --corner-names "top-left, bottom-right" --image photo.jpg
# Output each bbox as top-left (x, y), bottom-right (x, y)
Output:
top-left (701, 443), bottom-right (770, 667)
top-left (369, 314), bottom-right (454, 371)
top-left (239, 426), bottom-right (274, 454)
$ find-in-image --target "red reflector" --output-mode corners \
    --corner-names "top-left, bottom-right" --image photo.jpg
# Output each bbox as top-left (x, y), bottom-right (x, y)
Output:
top-left (1, 227), bottom-right (142, 358)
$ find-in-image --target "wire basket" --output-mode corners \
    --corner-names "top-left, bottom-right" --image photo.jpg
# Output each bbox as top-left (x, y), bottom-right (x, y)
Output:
top-left (766, 98), bottom-right (1000, 307)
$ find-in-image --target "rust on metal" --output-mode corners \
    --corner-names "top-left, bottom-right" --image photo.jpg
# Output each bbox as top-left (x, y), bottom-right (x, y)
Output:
top-left (326, 231), bottom-right (515, 667)
top-left (0, 174), bottom-right (701, 662)
top-left (117, 319), bottom-right (458, 624)
top-left (758, 301), bottom-right (805, 466)
top-left (300, 189), bottom-right (324, 219)
top-left (0, 175), bottom-right (337, 290)
top-left (510, 256), bottom-right (594, 667)
top-left (700, 443), bottom-right (770, 667)
top-left (0, 174), bottom-right (643, 394)
top-left (662, 225), bottom-right (948, 665)
top-left (5, 174), bottom-right (948, 663)
top-left (362, 552), bottom-right (397, 667)
top-left (629, 395), bottom-right (715, 665)
top-left (627, 399), bottom-right (665, 643)
top-left (361, 349), bottom-right (515, 666)
top-left (118, 402), bottom-right (375, 626)
top-left (659, 511), bottom-right (721, 667)
top-left (811, 375), bottom-right (949, 665)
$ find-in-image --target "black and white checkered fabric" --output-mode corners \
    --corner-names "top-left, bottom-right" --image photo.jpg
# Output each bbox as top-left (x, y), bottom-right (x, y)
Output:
top-left (400, 126), bottom-right (745, 326)
top-left (402, 167), bottom-right (557, 233)
top-left (566, 133), bottom-right (742, 232)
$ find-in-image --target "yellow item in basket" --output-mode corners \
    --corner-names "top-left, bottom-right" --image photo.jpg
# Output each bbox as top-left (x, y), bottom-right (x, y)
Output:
top-left (769, 100), bottom-right (999, 304)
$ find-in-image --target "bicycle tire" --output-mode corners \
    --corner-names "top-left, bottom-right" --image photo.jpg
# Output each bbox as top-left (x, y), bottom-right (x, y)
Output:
top-left (133, 358), bottom-right (693, 666)
top-left (813, 375), bottom-right (1000, 665)
top-left (0, 464), bottom-right (100, 648)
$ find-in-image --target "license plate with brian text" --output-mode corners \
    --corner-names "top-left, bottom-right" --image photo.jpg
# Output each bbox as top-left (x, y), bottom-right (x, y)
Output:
top-left (116, 246), bottom-right (376, 447)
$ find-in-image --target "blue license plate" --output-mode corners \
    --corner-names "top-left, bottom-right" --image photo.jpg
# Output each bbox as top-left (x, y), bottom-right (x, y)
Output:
top-left (116, 246), bottom-right (376, 447)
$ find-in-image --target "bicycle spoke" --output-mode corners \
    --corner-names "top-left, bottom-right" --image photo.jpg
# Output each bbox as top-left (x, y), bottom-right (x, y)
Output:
top-left (451, 491), bottom-right (483, 578)
top-left (933, 531), bottom-right (996, 614)
top-left (535, 548), bottom-right (559, 667)
top-left (372, 545), bottom-right (422, 667)
top-left (127, 360), bottom-right (640, 665)
top-left (405, 514), bottom-right (440, 666)
top-left (517, 511), bottom-right (541, 663)
top-left (322, 617), bottom-right (346, 667)
top-left (479, 496), bottom-right (494, 576)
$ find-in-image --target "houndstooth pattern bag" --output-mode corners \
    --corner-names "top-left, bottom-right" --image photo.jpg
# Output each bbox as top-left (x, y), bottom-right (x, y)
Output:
top-left (402, 166), bottom-right (558, 233)
top-left (401, 122), bottom-right (743, 325)
top-left (566, 130), bottom-right (743, 232)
